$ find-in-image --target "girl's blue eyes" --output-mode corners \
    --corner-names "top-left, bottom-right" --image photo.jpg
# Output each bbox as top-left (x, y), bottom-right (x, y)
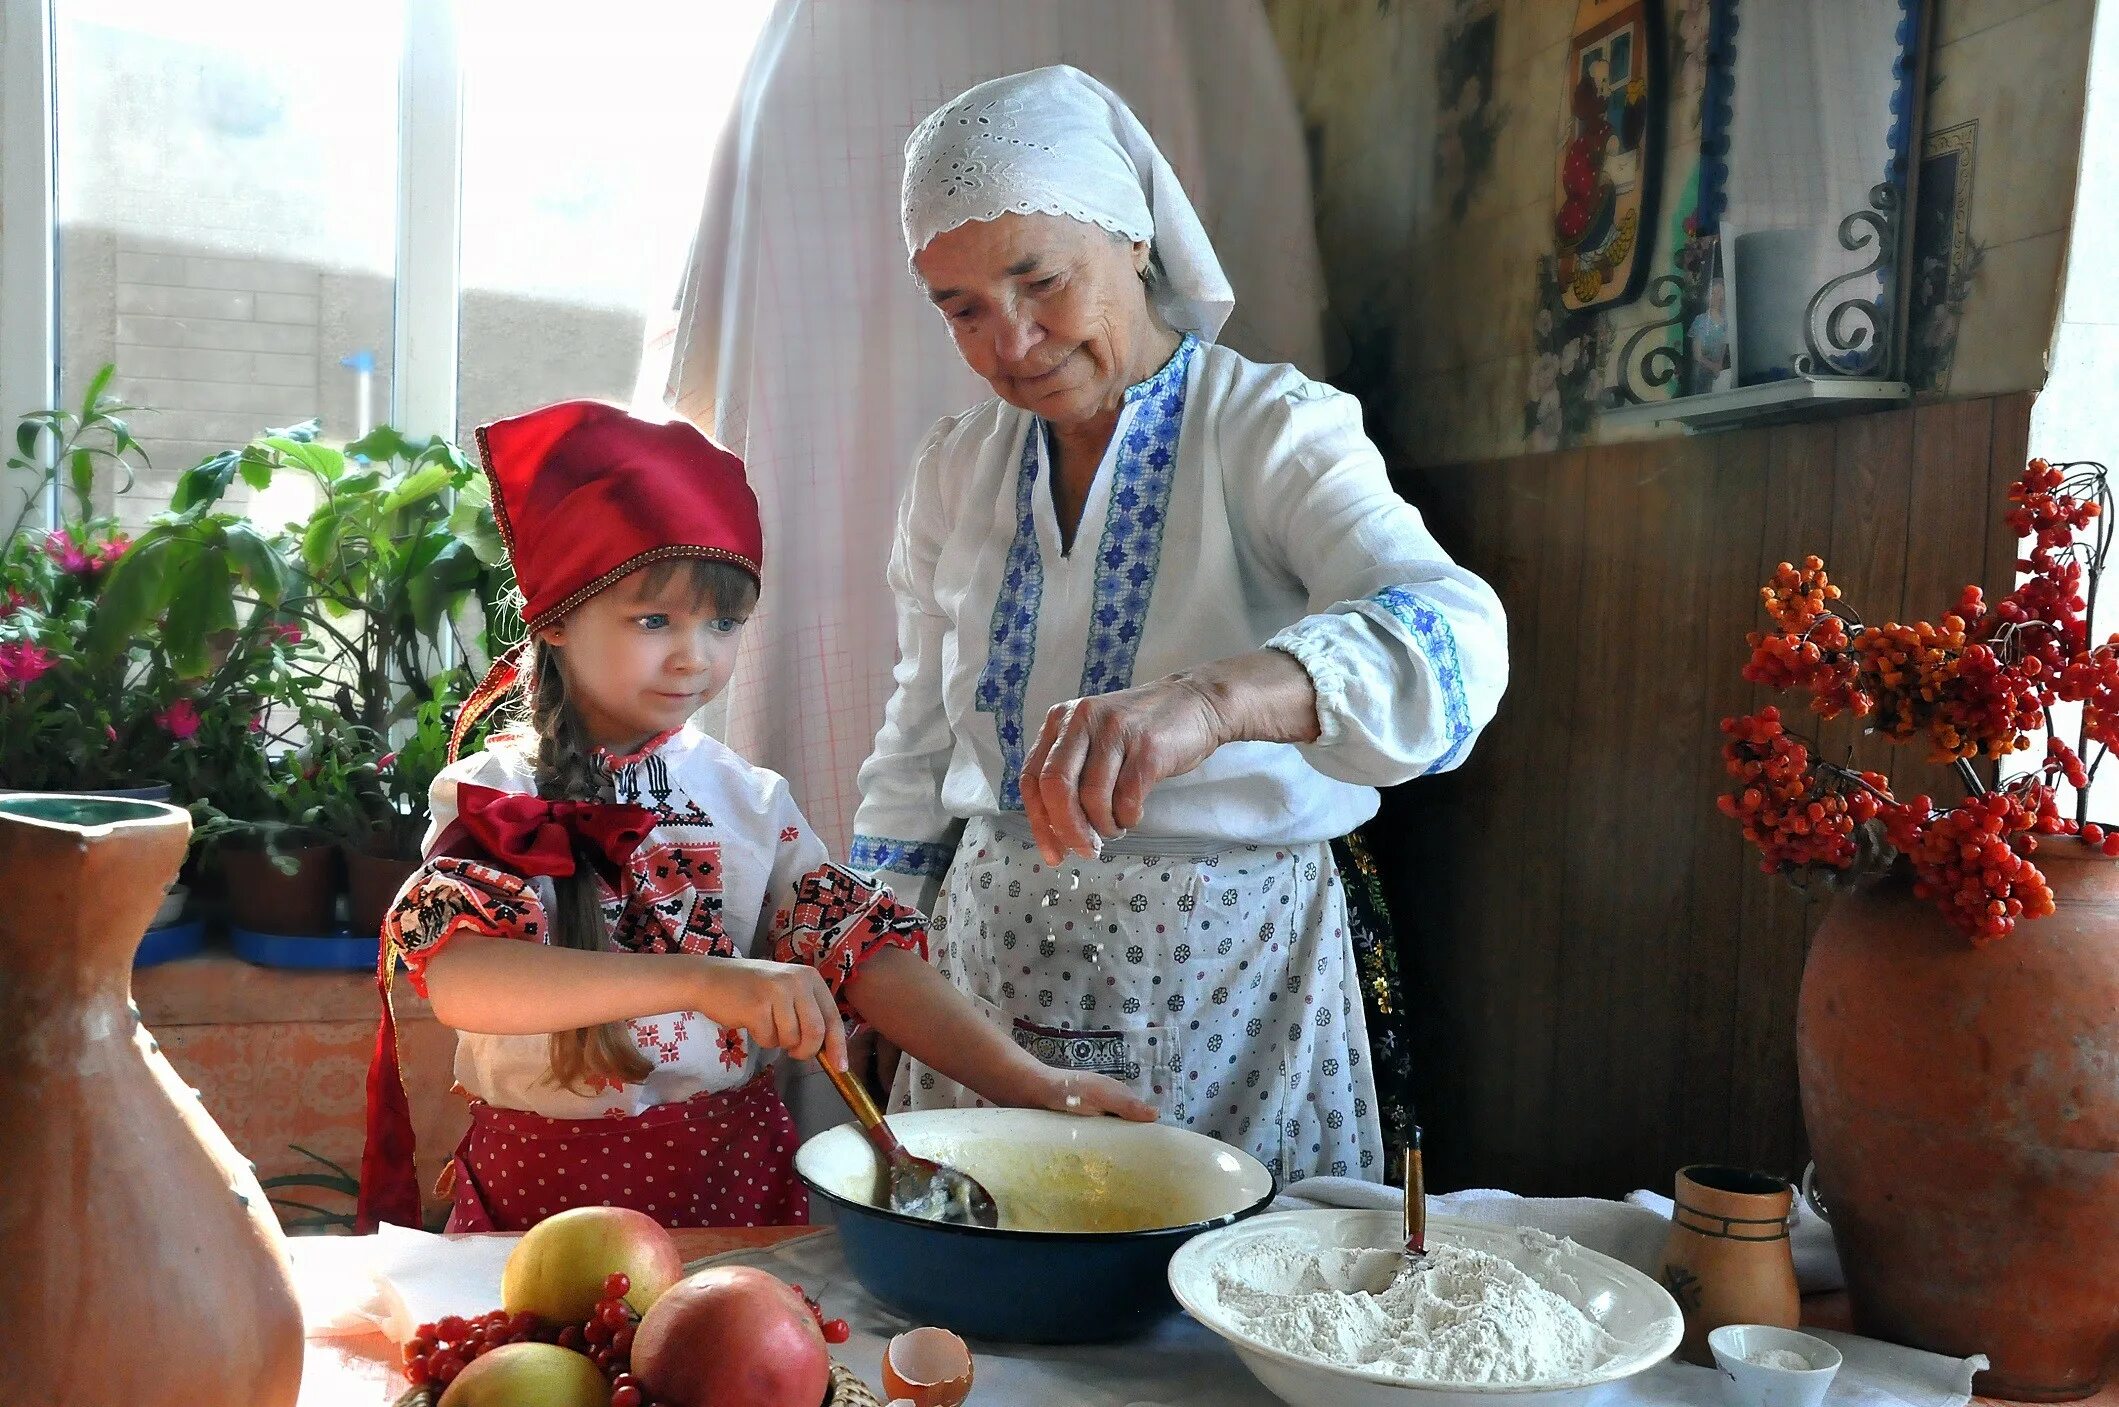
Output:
top-left (636, 614), bottom-right (743, 633)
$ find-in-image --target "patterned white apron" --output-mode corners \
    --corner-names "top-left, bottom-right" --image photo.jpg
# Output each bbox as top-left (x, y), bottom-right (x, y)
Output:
top-left (889, 815), bottom-right (1385, 1184)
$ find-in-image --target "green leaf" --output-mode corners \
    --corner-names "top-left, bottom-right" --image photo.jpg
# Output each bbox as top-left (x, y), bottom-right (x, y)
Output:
top-left (84, 533), bottom-right (173, 657)
top-left (345, 426), bottom-right (410, 465)
top-left (68, 449), bottom-right (95, 516)
top-left (265, 437), bottom-right (344, 480)
top-left (382, 463), bottom-right (451, 514)
top-left (300, 503), bottom-right (344, 572)
top-left (155, 538), bottom-right (215, 676)
top-left (334, 469), bottom-right (384, 497)
top-left (449, 495), bottom-right (508, 567)
top-left (222, 519), bottom-right (290, 604)
top-left (238, 450), bottom-right (274, 493)
top-left (81, 363), bottom-right (116, 419)
top-left (15, 420), bottom-right (42, 462)
top-left (173, 452), bottom-right (241, 513)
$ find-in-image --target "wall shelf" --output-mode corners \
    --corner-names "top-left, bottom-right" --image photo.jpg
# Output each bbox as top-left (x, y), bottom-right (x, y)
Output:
top-left (1603, 377), bottom-right (1912, 434)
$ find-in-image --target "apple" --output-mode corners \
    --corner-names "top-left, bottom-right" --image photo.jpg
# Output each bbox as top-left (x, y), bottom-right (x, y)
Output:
top-left (435, 1343), bottom-right (607, 1407)
top-left (631, 1266), bottom-right (831, 1407)
top-left (501, 1205), bottom-right (684, 1323)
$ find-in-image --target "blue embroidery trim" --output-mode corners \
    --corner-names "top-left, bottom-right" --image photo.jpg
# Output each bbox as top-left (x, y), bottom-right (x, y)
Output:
top-left (849, 834), bottom-right (954, 879)
top-left (974, 423), bottom-right (1048, 810)
top-left (1079, 334), bottom-right (1197, 698)
top-left (1368, 587), bottom-right (1475, 775)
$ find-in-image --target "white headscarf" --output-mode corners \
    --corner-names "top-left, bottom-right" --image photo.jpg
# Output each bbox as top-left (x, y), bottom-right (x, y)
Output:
top-left (900, 64), bottom-right (1235, 343)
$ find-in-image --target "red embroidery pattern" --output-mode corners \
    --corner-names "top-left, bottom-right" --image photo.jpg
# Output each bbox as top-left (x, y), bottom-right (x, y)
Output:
top-left (718, 1028), bottom-right (747, 1069)
top-left (779, 825), bottom-right (801, 843)
top-left (609, 840), bottom-right (732, 957)
top-left (772, 863), bottom-right (928, 1019)
top-left (382, 858), bottom-right (544, 997)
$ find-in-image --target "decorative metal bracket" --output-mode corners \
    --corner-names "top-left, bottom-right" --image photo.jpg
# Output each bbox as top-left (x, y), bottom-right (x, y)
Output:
top-left (1794, 183), bottom-right (1900, 378)
top-left (1609, 273), bottom-right (1690, 407)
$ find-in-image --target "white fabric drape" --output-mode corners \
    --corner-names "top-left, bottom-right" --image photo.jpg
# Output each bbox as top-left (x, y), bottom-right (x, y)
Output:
top-left (666, 0), bottom-right (1327, 851)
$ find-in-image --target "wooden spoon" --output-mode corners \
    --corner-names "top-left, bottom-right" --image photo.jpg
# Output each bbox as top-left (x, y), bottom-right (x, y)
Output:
top-left (1404, 1124), bottom-right (1427, 1262)
top-left (819, 1060), bottom-right (1000, 1229)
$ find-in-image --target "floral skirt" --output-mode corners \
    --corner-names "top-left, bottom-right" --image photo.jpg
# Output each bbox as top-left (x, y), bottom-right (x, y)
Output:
top-left (444, 1072), bottom-right (808, 1232)
top-left (893, 815), bottom-right (1387, 1184)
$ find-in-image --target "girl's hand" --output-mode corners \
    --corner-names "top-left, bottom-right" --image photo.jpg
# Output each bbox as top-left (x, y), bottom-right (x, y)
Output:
top-left (1032, 1067), bottom-right (1160, 1122)
top-left (694, 957), bottom-right (849, 1071)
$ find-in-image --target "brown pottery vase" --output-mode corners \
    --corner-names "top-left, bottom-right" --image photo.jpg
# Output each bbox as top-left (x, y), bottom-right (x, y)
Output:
top-left (0, 794), bottom-right (303, 1405)
top-left (1800, 843), bottom-right (2119, 1400)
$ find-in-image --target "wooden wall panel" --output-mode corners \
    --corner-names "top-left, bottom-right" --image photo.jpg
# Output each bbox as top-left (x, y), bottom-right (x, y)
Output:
top-left (1387, 393), bottom-right (2035, 1197)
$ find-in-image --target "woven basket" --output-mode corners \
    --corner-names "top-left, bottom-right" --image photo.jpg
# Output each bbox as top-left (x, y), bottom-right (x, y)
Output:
top-left (393, 1361), bottom-right (883, 1407)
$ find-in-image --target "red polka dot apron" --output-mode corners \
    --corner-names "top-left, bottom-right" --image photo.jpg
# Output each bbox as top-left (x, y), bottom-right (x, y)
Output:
top-left (890, 816), bottom-right (1385, 1184)
top-left (443, 1071), bottom-right (807, 1232)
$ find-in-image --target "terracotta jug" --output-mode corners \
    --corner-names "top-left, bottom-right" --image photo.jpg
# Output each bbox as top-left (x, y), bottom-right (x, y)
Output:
top-left (1801, 843), bottom-right (2119, 1400)
top-left (1656, 1164), bottom-right (1800, 1365)
top-left (0, 795), bottom-right (303, 1405)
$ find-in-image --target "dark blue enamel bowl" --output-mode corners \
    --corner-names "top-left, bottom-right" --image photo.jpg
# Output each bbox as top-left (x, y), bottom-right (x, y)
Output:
top-left (795, 1108), bottom-right (1276, 1344)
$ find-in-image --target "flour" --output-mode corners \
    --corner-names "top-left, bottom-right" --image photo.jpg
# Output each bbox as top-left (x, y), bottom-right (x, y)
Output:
top-left (1747, 1348), bottom-right (1816, 1372)
top-left (1210, 1233), bottom-right (1623, 1385)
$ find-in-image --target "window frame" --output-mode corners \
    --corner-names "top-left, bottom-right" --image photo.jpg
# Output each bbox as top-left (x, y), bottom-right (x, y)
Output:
top-left (0, 0), bottom-right (468, 540)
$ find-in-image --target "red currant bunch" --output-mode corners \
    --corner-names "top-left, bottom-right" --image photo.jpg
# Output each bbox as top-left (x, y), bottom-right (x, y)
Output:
top-left (402, 1308), bottom-right (549, 1389)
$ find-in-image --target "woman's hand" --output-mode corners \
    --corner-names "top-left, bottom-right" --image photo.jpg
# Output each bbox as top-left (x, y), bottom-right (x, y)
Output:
top-left (1030, 1067), bottom-right (1160, 1122)
top-left (1020, 675), bottom-right (1225, 864)
top-left (693, 957), bottom-right (849, 1071)
top-left (1020, 650), bottom-right (1320, 864)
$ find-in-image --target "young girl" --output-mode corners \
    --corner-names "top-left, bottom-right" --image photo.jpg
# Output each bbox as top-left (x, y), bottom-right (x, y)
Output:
top-left (357, 401), bottom-right (1150, 1233)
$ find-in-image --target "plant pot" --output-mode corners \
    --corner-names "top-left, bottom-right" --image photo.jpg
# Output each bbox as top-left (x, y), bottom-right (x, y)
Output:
top-left (0, 793), bottom-right (302, 1404)
top-left (1799, 843), bottom-right (2119, 1401)
top-left (0, 781), bottom-right (172, 801)
top-left (344, 843), bottom-right (421, 939)
top-left (220, 841), bottom-right (342, 937)
top-left (151, 881), bottom-right (190, 930)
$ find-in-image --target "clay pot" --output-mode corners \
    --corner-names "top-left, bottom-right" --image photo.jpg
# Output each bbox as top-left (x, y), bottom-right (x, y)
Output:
top-left (1801, 843), bottom-right (2119, 1401)
top-left (0, 794), bottom-right (302, 1405)
top-left (1657, 1164), bottom-right (1800, 1365)
top-left (344, 842), bottom-right (421, 939)
top-left (221, 838), bottom-right (341, 935)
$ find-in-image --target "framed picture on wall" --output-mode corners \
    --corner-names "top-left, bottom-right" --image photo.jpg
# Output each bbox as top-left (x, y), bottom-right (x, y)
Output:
top-left (1686, 227), bottom-right (1738, 395)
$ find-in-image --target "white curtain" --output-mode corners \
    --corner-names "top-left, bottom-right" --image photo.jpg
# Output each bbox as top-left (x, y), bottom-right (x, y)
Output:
top-left (666, 0), bottom-right (1328, 851)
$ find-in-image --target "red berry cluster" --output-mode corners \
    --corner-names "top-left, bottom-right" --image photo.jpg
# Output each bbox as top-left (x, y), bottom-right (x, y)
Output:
top-left (406, 1274), bottom-right (663, 1407)
top-left (400, 1308), bottom-right (546, 1392)
top-left (1882, 786), bottom-right (2064, 944)
top-left (1716, 709), bottom-right (1889, 874)
top-left (790, 1282), bottom-right (852, 1345)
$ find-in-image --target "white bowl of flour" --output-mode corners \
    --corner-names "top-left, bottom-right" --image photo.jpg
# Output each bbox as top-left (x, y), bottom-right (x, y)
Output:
top-left (1169, 1210), bottom-right (1684, 1407)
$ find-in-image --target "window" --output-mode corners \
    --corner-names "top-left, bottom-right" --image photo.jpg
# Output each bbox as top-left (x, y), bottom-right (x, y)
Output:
top-left (4, 0), bottom-right (770, 536)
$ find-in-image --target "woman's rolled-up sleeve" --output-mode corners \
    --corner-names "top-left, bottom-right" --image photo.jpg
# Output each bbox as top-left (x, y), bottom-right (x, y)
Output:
top-left (1237, 379), bottom-right (1509, 786)
top-left (850, 417), bottom-right (968, 912)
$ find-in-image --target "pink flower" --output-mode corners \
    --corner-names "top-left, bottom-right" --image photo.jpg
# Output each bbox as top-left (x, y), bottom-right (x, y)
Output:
top-left (268, 622), bottom-right (305, 646)
top-left (96, 535), bottom-right (131, 568)
top-left (0, 588), bottom-right (24, 620)
top-left (0, 641), bottom-right (56, 687)
top-left (377, 751), bottom-right (398, 771)
top-left (105, 724), bottom-right (118, 743)
top-left (247, 715), bottom-right (265, 734)
top-left (43, 530), bottom-right (94, 575)
top-left (157, 697), bottom-right (201, 741)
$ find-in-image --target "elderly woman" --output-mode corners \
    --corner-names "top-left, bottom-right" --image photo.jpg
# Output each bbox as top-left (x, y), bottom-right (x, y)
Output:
top-left (851, 66), bottom-right (1507, 1183)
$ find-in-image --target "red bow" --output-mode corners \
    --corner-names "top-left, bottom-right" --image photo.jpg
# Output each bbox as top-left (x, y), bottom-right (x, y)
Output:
top-left (451, 784), bottom-right (654, 894)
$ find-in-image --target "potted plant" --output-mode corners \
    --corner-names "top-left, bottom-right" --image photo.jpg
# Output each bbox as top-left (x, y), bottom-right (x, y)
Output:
top-left (342, 695), bottom-right (454, 937)
top-left (105, 420), bottom-right (506, 939)
top-left (1718, 458), bottom-right (2119, 1400)
top-left (2, 370), bottom-right (293, 799)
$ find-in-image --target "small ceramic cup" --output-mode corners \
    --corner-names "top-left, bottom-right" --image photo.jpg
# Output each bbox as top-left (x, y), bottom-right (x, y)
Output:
top-left (1707, 1324), bottom-right (1843, 1407)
